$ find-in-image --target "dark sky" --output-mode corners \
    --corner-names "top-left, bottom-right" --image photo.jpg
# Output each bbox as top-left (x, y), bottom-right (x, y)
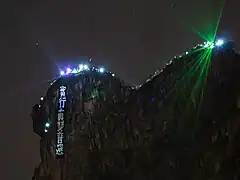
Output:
top-left (0, 0), bottom-right (239, 179)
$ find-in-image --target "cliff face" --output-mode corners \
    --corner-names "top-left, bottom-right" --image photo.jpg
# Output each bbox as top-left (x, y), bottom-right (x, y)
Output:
top-left (32, 43), bottom-right (240, 180)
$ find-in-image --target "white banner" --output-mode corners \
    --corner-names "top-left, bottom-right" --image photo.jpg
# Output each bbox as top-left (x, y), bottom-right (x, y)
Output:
top-left (56, 86), bottom-right (67, 157)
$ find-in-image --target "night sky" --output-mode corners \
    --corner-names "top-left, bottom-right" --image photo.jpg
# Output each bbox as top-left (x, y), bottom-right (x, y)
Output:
top-left (0, 0), bottom-right (239, 179)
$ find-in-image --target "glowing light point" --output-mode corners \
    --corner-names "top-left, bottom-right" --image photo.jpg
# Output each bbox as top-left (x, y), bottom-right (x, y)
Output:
top-left (99, 68), bottom-right (104, 73)
top-left (204, 41), bottom-right (215, 49)
top-left (204, 42), bottom-right (210, 47)
top-left (58, 63), bottom-right (110, 77)
top-left (45, 122), bottom-right (50, 128)
top-left (79, 64), bottom-right (83, 71)
top-left (40, 97), bottom-right (44, 101)
top-left (83, 65), bottom-right (89, 70)
top-left (66, 68), bottom-right (72, 74)
top-left (185, 51), bottom-right (189, 55)
top-left (44, 129), bottom-right (48, 132)
top-left (60, 71), bottom-right (65, 76)
top-left (112, 74), bottom-right (115, 76)
top-left (72, 68), bottom-right (78, 73)
top-left (215, 39), bottom-right (224, 46)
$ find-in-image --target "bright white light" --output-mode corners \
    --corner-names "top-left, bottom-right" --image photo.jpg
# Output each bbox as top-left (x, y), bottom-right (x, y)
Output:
top-left (204, 42), bottom-right (210, 47)
top-left (204, 41), bottom-right (215, 48)
top-left (66, 68), bottom-right (72, 74)
top-left (40, 97), bottom-right (44, 101)
top-left (44, 129), bottom-right (48, 132)
top-left (72, 68), bottom-right (78, 73)
top-left (215, 39), bottom-right (224, 46)
top-left (59, 64), bottom-right (110, 77)
top-left (99, 68), bottom-right (104, 73)
top-left (45, 122), bottom-right (50, 128)
top-left (79, 64), bottom-right (83, 71)
top-left (112, 73), bottom-right (115, 76)
top-left (60, 71), bottom-right (65, 76)
top-left (83, 65), bottom-right (89, 70)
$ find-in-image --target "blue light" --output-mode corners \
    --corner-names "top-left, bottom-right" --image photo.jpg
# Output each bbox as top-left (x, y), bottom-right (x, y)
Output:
top-left (152, 96), bottom-right (155, 101)
top-left (66, 68), bottom-right (72, 74)
top-left (59, 63), bottom-right (110, 77)
top-left (215, 39), bottom-right (224, 47)
top-left (60, 71), bottom-right (65, 76)
top-left (99, 68), bottom-right (104, 73)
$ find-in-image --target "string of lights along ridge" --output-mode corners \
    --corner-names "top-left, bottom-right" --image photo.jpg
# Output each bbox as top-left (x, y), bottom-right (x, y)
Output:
top-left (39, 39), bottom-right (227, 133)
top-left (59, 64), bottom-right (115, 77)
top-left (58, 39), bottom-right (224, 77)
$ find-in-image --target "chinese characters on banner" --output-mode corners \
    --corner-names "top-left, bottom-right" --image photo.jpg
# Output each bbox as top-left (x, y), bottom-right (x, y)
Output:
top-left (56, 85), bottom-right (67, 158)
